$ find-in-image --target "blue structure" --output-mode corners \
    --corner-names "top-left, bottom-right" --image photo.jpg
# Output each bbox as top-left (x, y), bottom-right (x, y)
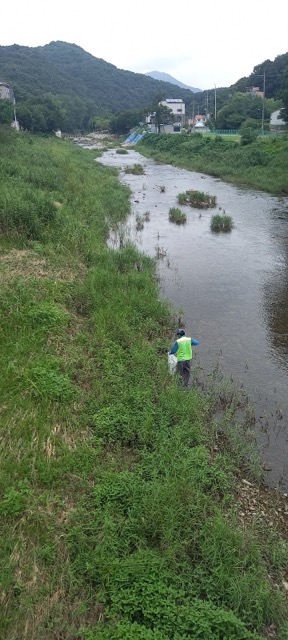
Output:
top-left (124, 130), bottom-right (145, 143)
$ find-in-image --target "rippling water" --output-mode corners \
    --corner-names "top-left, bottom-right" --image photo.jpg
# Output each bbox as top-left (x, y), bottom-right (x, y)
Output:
top-left (96, 148), bottom-right (288, 490)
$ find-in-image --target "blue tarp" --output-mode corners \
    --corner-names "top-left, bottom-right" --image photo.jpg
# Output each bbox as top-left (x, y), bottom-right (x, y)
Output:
top-left (124, 131), bottom-right (145, 143)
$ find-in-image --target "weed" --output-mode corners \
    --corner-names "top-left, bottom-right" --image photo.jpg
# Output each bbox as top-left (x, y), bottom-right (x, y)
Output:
top-left (169, 207), bottom-right (187, 224)
top-left (124, 163), bottom-right (145, 175)
top-left (178, 190), bottom-right (217, 208)
top-left (211, 213), bottom-right (233, 232)
top-left (1, 128), bottom-right (287, 640)
top-left (135, 215), bottom-right (145, 231)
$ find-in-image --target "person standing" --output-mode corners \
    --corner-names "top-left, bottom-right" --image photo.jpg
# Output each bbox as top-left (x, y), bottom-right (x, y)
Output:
top-left (169, 328), bottom-right (199, 387)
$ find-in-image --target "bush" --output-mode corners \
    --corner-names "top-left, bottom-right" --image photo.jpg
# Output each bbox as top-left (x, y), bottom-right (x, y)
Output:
top-left (124, 164), bottom-right (145, 175)
top-left (178, 190), bottom-right (216, 208)
top-left (210, 213), bottom-right (233, 232)
top-left (169, 207), bottom-right (187, 224)
top-left (240, 128), bottom-right (258, 146)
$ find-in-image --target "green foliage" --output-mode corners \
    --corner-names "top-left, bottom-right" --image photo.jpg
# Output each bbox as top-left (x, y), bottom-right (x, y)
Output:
top-left (0, 129), bottom-right (287, 640)
top-left (26, 302), bottom-right (69, 329)
top-left (0, 162), bottom-right (57, 238)
top-left (240, 127), bottom-right (258, 145)
top-left (110, 110), bottom-right (143, 134)
top-left (0, 481), bottom-right (31, 517)
top-left (124, 163), bottom-right (145, 175)
top-left (0, 98), bottom-right (14, 124)
top-left (169, 207), bottom-right (187, 224)
top-left (137, 132), bottom-right (288, 195)
top-left (210, 214), bottom-right (233, 232)
top-left (24, 360), bottom-right (76, 400)
top-left (116, 148), bottom-right (128, 154)
top-left (0, 41), bottom-right (194, 132)
top-left (178, 189), bottom-right (217, 208)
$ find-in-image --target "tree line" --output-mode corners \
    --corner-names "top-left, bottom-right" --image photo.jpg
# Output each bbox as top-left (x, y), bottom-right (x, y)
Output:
top-left (0, 42), bottom-right (288, 134)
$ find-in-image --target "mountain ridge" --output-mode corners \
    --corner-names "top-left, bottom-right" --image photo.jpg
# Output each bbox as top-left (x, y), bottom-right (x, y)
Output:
top-left (145, 70), bottom-right (201, 93)
top-left (0, 41), bottom-right (199, 114)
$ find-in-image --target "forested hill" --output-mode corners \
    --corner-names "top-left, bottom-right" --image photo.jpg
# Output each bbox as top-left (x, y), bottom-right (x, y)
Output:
top-left (0, 41), bottom-right (196, 113)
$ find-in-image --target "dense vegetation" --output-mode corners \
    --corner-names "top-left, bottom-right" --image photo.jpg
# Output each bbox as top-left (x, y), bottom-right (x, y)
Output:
top-left (0, 127), bottom-right (288, 639)
top-left (0, 41), bottom-right (194, 132)
top-left (137, 132), bottom-right (288, 194)
top-left (1, 42), bottom-right (288, 133)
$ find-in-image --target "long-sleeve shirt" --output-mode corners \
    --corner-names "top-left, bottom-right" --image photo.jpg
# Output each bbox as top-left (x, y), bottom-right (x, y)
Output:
top-left (169, 338), bottom-right (199, 359)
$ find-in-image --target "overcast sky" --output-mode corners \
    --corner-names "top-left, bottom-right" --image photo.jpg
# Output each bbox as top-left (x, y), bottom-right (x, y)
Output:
top-left (1, 0), bottom-right (287, 90)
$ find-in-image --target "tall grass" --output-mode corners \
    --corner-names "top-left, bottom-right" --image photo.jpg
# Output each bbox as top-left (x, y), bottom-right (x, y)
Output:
top-left (137, 133), bottom-right (288, 195)
top-left (0, 128), bottom-right (287, 640)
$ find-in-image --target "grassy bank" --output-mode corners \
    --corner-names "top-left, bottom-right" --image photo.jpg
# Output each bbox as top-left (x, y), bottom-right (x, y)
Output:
top-left (136, 133), bottom-right (288, 195)
top-left (0, 128), bottom-right (288, 640)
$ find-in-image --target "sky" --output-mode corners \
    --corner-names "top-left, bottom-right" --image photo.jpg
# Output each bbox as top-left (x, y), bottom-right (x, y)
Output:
top-left (1, 0), bottom-right (287, 91)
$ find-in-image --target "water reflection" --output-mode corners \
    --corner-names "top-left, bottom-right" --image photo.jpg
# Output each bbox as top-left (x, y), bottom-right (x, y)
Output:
top-left (96, 148), bottom-right (288, 490)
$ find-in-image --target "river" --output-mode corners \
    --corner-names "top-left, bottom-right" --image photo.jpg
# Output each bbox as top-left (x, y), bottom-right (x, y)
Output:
top-left (96, 147), bottom-right (288, 491)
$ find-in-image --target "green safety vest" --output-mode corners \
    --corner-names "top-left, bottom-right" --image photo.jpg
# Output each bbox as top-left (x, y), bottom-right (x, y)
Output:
top-left (176, 336), bottom-right (192, 361)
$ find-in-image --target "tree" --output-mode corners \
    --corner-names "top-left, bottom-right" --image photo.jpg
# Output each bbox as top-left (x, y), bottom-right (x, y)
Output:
top-left (154, 104), bottom-right (174, 132)
top-left (110, 110), bottom-right (143, 134)
top-left (279, 70), bottom-right (288, 123)
top-left (0, 99), bottom-right (13, 124)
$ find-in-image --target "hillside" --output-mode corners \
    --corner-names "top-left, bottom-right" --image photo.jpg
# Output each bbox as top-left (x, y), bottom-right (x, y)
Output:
top-left (0, 41), bottom-right (197, 114)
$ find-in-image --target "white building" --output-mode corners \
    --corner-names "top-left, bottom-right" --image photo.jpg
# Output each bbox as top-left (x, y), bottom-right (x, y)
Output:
top-left (270, 109), bottom-right (286, 130)
top-left (0, 82), bottom-right (14, 101)
top-left (160, 99), bottom-right (185, 123)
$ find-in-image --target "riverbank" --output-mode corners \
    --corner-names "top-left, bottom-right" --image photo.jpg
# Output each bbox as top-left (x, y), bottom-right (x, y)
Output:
top-left (136, 132), bottom-right (288, 195)
top-left (0, 128), bottom-right (288, 640)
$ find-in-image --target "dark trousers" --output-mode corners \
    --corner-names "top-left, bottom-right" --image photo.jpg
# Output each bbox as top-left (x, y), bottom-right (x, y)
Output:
top-left (176, 360), bottom-right (191, 387)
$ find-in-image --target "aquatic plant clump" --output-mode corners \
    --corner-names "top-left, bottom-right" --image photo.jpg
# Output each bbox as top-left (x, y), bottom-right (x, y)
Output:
top-left (124, 163), bottom-right (145, 175)
top-left (178, 190), bottom-right (217, 208)
top-left (169, 207), bottom-right (187, 225)
top-left (135, 215), bottom-right (145, 231)
top-left (210, 214), bottom-right (233, 232)
top-left (116, 148), bottom-right (128, 154)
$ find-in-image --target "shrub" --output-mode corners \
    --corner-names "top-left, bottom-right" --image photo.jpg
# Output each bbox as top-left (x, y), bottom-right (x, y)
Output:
top-left (210, 214), bottom-right (233, 232)
top-left (124, 164), bottom-right (145, 175)
top-left (116, 148), bottom-right (128, 154)
top-left (240, 128), bottom-right (258, 146)
top-left (135, 215), bottom-right (145, 230)
top-left (169, 207), bottom-right (187, 224)
top-left (178, 190), bottom-right (216, 208)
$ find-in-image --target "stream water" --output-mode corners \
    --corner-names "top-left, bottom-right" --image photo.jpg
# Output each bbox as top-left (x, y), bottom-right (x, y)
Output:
top-left (96, 147), bottom-right (288, 491)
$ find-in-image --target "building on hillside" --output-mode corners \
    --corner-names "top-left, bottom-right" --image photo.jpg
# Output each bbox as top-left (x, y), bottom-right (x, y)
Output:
top-left (246, 86), bottom-right (264, 98)
top-left (270, 109), bottom-right (287, 131)
top-left (187, 114), bottom-right (207, 128)
top-left (0, 81), bottom-right (19, 129)
top-left (160, 98), bottom-right (185, 124)
top-left (0, 82), bottom-right (15, 101)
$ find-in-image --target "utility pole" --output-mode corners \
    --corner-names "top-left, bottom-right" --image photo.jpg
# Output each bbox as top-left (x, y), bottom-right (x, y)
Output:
top-left (214, 84), bottom-right (217, 124)
top-left (261, 70), bottom-right (266, 134)
top-left (192, 98), bottom-right (195, 131)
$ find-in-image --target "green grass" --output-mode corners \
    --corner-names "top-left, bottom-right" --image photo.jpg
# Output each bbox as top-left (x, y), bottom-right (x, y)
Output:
top-left (178, 190), bottom-right (217, 208)
top-left (0, 127), bottom-right (287, 640)
top-left (137, 132), bottom-right (288, 195)
top-left (211, 213), bottom-right (234, 232)
top-left (169, 207), bottom-right (187, 224)
top-left (124, 163), bottom-right (145, 175)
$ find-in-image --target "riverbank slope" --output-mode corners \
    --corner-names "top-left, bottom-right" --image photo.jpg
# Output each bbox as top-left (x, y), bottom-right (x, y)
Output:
top-left (0, 128), bottom-right (287, 640)
top-left (136, 133), bottom-right (288, 195)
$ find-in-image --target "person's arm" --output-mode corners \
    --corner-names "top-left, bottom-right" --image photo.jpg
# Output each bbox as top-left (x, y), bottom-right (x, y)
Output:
top-left (169, 341), bottom-right (178, 355)
top-left (191, 338), bottom-right (199, 346)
